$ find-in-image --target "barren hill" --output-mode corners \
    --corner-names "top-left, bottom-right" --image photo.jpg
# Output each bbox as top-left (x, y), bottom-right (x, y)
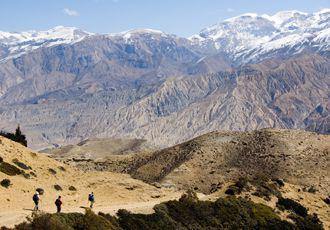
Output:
top-left (81, 129), bottom-right (330, 196)
top-left (41, 137), bottom-right (155, 160)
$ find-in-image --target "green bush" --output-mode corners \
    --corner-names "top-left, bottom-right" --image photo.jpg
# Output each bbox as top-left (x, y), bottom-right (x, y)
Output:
top-left (22, 172), bottom-right (31, 179)
top-left (68, 186), bottom-right (77, 191)
top-left (12, 210), bottom-right (117, 230)
top-left (12, 159), bottom-right (32, 170)
top-left (3, 195), bottom-right (324, 230)
top-left (0, 162), bottom-right (22, 176)
top-left (323, 196), bottom-right (330, 205)
top-left (54, 185), bottom-right (62, 191)
top-left (58, 166), bottom-right (66, 172)
top-left (0, 126), bottom-right (27, 147)
top-left (225, 177), bottom-right (249, 195)
top-left (289, 213), bottom-right (323, 230)
top-left (48, 168), bottom-right (57, 175)
top-left (277, 197), bottom-right (308, 217)
top-left (307, 186), bottom-right (317, 194)
top-left (252, 181), bottom-right (281, 201)
top-left (0, 179), bottom-right (11, 188)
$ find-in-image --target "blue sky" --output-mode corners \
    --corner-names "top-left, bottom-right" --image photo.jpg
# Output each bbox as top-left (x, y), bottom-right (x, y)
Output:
top-left (0, 0), bottom-right (329, 37)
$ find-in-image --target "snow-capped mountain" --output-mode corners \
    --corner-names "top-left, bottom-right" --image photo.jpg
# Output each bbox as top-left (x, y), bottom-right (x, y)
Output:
top-left (0, 26), bottom-right (92, 62)
top-left (190, 9), bottom-right (330, 62)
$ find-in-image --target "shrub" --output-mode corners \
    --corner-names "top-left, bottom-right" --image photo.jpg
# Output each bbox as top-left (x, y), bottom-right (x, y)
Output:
top-left (54, 184), bottom-right (62, 191)
top-left (0, 179), bottom-right (11, 188)
top-left (58, 166), bottom-right (66, 171)
top-left (3, 195), bottom-right (323, 230)
top-left (252, 181), bottom-right (281, 201)
top-left (277, 197), bottom-right (308, 217)
top-left (273, 178), bottom-right (285, 187)
top-left (225, 187), bottom-right (237, 195)
top-left (36, 188), bottom-right (44, 195)
top-left (225, 177), bottom-right (249, 195)
top-left (289, 213), bottom-right (323, 230)
top-left (22, 173), bottom-right (31, 179)
top-left (0, 162), bottom-right (22, 176)
top-left (12, 210), bottom-right (117, 230)
top-left (12, 159), bottom-right (31, 170)
top-left (307, 186), bottom-right (317, 194)
top-left (0, 126), bottom-right (27, 147)
top-left (48, 168), bottom-right (57, 175)
top-left (68, 186), bottom-right (77, 191)
top-left (323, 196), bottom-right (330, 205)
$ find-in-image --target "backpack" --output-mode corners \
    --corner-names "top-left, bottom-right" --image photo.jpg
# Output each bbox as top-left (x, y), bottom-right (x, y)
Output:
top-left (88, 194), bottom-right (94, 202)
top-left (33, 194), bottom-right (39, 202)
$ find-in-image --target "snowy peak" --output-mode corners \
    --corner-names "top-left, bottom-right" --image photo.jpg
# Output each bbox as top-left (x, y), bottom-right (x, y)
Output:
top-left (0, 26), bottom-right (93, 62)
top-left (191, 8), bottom-right (330, 62)
top-left (0, 26), bottom-right (92, 45)
top-left (264, 10), bottom-right (308, 27)
top-left (108, 28), bottom-right (174, 41)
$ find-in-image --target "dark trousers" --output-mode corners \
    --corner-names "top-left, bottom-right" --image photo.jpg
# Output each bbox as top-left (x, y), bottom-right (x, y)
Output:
top-left (34, 201), bottom-right (39, 210)
top-left (57, 205), bottom-right (61, 213)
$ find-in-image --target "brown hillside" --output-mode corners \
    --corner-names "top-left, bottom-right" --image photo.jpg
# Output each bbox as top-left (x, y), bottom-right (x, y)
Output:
top-left (0, 136), bottom-right (178, 227)
top-left (89, 129), bottom-right (329, 195)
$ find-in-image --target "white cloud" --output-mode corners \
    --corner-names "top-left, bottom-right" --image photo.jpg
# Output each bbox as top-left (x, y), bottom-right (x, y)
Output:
top-left (63, 8), bottom-right (79, 17)
top-left (227, 8), bottom-right (235, 13)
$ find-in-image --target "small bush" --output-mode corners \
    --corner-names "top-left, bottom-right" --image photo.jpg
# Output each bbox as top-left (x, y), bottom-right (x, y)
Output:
top-left (225, 177), bottom-right (249, 195)
top-left (225, 186), bottom-right (238, 195)
top-left (0, 162), bottom-right (22, 176)
top-left (0, 126), bottom-right (27, 147)
top-left (68, 186), bottom-right (77, 191)
top-left (323, 196), bottom-right (330, 205)
top-left (22, 173), bottom-right (31, 179)
top-left (273, 178), bottom-right (285, 187)
top-left (36, 188), bottom-right (44, 195)
top-left (277, 197), bottom-right (308, 217)
top-left (58, 166), bottom-right (66, 171)
top-left (30, 171), bottom-right (37, 177)
top-left (54, 184), bottom-right (62, 191)
top-left (307, 186), bottom-right (317, 194)
top-left (289, 213), bottom-right (323, 230)
top-left (179, 190), bottom-right (198, 203)
top-left (0, 179), bottom-right (11, 188)
top-left (12, 159), bottom-right (31, 170)
top-left (48, 168), bottom-right (57, 175)
top-left (252, 181), bottom-right (281, 201)
top-left (12, 210), bottom-right (117, 230)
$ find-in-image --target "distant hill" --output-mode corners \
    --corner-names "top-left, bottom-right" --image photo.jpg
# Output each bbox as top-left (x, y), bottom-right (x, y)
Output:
top-left (41, 137), bottom-right (155, 160)
top-left (79, 129), bottom-right (330, 196)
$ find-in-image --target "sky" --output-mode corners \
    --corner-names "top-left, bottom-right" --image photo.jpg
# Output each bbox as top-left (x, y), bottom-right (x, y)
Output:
top-left (0, 0), bottom-right (329, 37)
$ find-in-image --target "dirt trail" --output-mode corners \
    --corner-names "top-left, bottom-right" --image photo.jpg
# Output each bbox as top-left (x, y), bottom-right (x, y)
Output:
top-left (0, 193), bottom-right (181, 227)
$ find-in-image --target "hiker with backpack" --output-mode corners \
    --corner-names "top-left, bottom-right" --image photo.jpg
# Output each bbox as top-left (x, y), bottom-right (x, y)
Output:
top-left (55, 196), bottom-right (62, 213)
top-left (32, 191), bottom-right (40, 211)
top-left (88, 192), bottom-right (95, 208)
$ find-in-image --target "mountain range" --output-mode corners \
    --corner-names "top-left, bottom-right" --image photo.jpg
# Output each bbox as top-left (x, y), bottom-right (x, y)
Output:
top-left (0, 9), bottom-right (329, 149)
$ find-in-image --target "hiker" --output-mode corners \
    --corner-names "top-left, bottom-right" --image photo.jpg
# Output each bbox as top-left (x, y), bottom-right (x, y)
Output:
top-left (32, 191), bottom-right (40, 211)
top-left (88, 192), bottom-right (95, 208)
top-left (55, 196), bottom-right (62, 213)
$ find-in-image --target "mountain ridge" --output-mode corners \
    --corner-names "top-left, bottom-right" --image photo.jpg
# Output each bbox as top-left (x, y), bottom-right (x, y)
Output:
top-left (0, 8), bottom-right (328, 149)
